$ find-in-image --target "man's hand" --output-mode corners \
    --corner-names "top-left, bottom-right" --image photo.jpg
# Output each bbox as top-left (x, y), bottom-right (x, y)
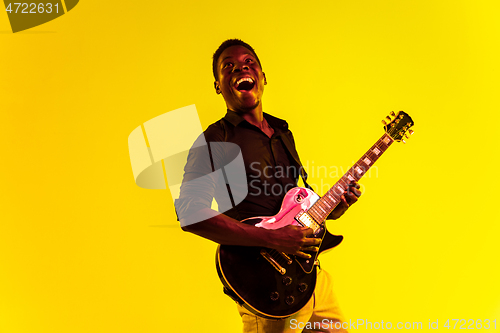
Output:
top-left (328, 181), bottom-right (362, 220)
top-left (269, 225), bottom-right (321, 259)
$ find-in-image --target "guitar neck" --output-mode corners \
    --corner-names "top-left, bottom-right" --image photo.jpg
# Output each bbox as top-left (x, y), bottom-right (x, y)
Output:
top-left (306, 133), bottom-right (395, 223)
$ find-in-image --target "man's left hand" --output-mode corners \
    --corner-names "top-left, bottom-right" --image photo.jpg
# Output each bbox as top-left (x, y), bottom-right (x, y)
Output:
top-left (328, 181), bottom-right (361, 220)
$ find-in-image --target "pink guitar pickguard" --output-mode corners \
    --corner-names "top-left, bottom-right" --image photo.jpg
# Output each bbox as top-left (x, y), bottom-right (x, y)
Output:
top-left (249, 187), bottom-right (320, 229)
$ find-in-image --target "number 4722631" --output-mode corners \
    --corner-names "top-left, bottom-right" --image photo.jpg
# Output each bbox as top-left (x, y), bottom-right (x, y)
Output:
top-left (444, 319), bottom-right (496, 329)
top-left (5, 3), bottom-right (59, 14)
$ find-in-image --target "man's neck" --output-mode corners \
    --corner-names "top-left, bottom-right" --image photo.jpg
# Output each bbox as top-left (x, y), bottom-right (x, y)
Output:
top-left (240, 107), bottom-right (275, 138)
top-left (228, 105), bottom-right (274, 137)
top-left (234, 105), bottom-right (265, 129)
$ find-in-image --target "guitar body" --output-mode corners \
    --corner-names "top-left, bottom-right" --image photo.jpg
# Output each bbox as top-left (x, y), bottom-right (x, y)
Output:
top-left (216, 187), bottom-right (343, 318)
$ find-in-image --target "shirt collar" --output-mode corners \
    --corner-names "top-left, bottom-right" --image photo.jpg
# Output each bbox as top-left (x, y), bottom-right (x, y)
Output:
top-left (223, 110), bottom-right (289, 132)
top-left (223, 110), bottom-right (245, 127)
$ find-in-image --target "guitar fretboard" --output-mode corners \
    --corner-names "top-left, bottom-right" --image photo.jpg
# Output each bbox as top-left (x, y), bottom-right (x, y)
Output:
top-left (306, 133), bottom-right (394, 223)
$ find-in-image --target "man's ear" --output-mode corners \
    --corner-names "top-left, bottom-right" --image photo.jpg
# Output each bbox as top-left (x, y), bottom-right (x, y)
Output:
top-left (214, 81), bottom-right (221, 94)
top-left (263, 72), bottom-right (267, 85)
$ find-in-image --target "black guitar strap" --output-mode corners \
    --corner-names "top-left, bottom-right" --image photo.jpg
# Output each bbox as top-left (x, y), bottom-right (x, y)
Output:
top-left (278, 132), bottom-right (314, 191)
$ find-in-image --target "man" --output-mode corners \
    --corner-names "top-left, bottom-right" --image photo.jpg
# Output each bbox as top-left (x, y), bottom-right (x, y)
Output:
top-left (175, 39), bottom-right (360, 332)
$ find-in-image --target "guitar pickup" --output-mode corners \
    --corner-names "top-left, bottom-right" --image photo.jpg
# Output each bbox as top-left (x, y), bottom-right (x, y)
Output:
top-left (295, 211), bottom-right (320, 233)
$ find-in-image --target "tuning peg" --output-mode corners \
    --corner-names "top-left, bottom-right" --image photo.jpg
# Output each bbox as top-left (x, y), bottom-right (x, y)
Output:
top-left (382, 119), bottom-right (387, 125)
top-left (402, 139), bottom-right (406, 144)
top-left (404, 133), bottom-right (409, 139)
top-left (385, 116), bottom-right (392, 122)
top-left (390, 111), bottom-right (396, 117)
top-left (409, 130), bottom-right (414, 135)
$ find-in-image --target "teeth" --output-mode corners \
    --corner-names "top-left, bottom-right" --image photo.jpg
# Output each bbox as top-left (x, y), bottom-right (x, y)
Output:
top-left (236, 77), bottom-right (254, 85)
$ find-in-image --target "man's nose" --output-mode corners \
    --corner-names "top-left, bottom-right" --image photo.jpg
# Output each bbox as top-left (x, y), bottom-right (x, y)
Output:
top-left (232, 62), bottom-right (249, 73)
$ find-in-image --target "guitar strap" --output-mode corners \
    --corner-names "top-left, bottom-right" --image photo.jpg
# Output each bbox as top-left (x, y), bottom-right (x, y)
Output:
top-left (278, 132), bottom-right (314, 191)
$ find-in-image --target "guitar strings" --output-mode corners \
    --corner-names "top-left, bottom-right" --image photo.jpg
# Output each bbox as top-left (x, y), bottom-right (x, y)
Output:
top-left (268, 249), bottom-right (287, 265)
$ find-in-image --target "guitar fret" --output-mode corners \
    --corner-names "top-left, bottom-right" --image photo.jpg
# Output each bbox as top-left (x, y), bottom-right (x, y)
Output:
top-left (354, 165), bottom-right (364, 176)
top-left (308, 208), bottom-right (320, 222)
top-left (329, 190), bottom-right (339, 199)
top-left (335, 185), bottom-right (344, 195)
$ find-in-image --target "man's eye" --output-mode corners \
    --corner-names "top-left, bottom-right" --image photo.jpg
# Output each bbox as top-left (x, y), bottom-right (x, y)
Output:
top-left (245, 59), bottom-right (253, 63)
top-left (223, 63), bottom-right (233, 68)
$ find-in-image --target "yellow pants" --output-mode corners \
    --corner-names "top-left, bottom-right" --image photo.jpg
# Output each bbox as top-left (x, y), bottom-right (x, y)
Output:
top-left (237, 269), bottom-right (347, 333)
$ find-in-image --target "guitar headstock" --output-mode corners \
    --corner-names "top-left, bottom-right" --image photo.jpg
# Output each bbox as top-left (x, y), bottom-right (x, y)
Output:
top-left (382, 111), bottom-right (414, 143)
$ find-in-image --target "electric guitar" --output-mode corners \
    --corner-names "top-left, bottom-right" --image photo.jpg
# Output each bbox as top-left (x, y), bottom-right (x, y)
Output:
top-left (216, 111), bottom-right (414, 318)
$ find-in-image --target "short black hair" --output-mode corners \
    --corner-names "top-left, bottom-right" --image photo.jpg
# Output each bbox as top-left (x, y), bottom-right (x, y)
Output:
top-left (212, 39), bottom-right (262, 81)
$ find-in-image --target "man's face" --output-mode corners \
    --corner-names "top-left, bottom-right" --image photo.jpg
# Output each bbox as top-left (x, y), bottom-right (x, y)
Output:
top-left (214, 45), bottom-right (266, 112)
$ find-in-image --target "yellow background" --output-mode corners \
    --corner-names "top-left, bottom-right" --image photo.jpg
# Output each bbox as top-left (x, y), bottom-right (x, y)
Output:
top-left (1, 0), bottom-right (499, 332)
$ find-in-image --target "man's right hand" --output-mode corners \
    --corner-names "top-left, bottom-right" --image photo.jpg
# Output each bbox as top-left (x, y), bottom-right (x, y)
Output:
top-left (269, 225), bottom-right (321, 259)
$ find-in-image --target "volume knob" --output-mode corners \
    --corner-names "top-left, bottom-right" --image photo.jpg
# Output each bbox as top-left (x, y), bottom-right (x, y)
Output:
top-left (298, 283), bottom-right (308, 293)
top-left (270, 291), bottom-right (279, 301)
top-left (282, 276), bottom-right (292, 286)
top-left (285, 295), bottom-right (295, 305)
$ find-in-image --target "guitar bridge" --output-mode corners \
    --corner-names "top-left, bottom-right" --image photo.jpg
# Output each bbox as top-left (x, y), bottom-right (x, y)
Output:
top-left (260, 249), bottom-right (286, 275)
top-left (279, 252), bottom-right (293, 265)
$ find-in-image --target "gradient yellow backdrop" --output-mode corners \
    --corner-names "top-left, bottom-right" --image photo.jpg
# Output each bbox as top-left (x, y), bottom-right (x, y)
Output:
top-left (1, 0), bottom-right (499, 332)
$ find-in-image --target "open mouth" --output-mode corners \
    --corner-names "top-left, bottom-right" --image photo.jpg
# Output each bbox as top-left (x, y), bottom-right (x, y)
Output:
top-left (235, 77), bottom-right (255, 91)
